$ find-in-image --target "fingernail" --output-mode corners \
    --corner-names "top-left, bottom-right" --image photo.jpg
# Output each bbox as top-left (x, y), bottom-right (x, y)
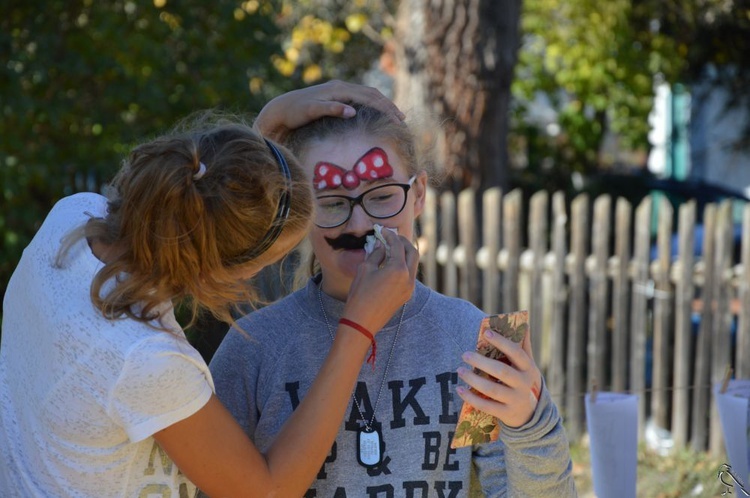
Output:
top-left (342, 106), bottom-right (356, 118)
top-left (484, 329), bottom-right (494, 339)
top-left (461, 352), bottom-right (471, 361)
top-left (456, 386), bottom-right (467, 395)
top-left (457, 366), bottom-right (467, 376)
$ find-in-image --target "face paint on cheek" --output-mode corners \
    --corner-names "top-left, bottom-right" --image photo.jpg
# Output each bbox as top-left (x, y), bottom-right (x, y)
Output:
top-left (312, 147), bottom-right (394, 191)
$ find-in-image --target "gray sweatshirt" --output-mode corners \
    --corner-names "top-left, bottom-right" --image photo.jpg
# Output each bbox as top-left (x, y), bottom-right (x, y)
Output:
top-left (208, 277), bottom-right (577, 498)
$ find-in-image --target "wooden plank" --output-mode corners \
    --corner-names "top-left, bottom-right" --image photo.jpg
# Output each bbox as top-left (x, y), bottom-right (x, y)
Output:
top-left (710, 201), bottom-right (733, 457)
top-left (612, 197), bottom-right (632, 392)
top-left (588, 195), bottom-right (611, 391)
top-left (671, 200), bottom-right (696, 448)
top-left (503, 189), bottom-right (523, 312)
top-left (651, 196), bottom-right (674, 431)
top-left (549, 192), bottom-right (568, 411)
top-left (421, 187), bottom-right (438, 290)
top-left (458, 188), bottom-right (479, 304)
top-left (566, 193), bottom-right (589, 440)
top-left (482, 188), bottom-right (502, 313)
top-left (440, 191), bottom-right (458, 297)
top-left (738, 203), bottom-right (750, 378)
top-left (691, 203), bottom-right (716, 452)
top-left (630, 196), bottom-right (652, 439)
top-left (529, 190), bottom-right (549, 365)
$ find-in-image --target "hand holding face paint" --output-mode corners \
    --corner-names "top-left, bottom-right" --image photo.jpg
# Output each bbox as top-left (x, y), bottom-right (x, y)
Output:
top-left (342, 227), bottom-right (419, 338)
top-left (254, 80), bottom-right (405, 143)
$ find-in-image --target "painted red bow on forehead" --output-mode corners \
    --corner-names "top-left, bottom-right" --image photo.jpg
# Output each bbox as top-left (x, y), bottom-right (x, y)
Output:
top-left (313, 147), bottom-right (394, 191)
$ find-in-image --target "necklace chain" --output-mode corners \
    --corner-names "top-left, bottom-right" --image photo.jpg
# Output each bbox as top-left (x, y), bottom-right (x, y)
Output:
top-left (317, 284), bottom-right (406, 430)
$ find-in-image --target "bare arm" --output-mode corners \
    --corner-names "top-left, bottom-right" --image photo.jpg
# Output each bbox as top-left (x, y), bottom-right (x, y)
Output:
top-left (253, 80), bottom-right (404, 143)
top-left (155, 231), bottom-right (419, 497)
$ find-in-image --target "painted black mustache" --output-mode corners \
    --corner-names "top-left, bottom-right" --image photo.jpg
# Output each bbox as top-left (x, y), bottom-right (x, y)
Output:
top-left (325, 230), bottom-right (376, 250)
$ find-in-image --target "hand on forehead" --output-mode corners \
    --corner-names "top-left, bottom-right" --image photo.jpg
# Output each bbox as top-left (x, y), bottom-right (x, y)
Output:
top-left (313, 147), bottom-right (394, 191)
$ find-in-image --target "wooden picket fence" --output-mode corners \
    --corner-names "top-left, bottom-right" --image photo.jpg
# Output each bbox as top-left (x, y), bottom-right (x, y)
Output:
top-left (416, 186), bottom-right (750, 456)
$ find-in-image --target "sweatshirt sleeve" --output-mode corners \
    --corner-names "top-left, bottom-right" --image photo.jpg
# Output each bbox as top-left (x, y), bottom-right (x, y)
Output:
top-left (208, 328), bottom-right (261, 438)
top-left (496, 379), bottom-right (578, 497)
top-left (470, 436), bottom-right (509, 495)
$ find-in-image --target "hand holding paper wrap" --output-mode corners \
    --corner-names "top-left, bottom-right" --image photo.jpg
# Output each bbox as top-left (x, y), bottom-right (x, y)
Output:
top-left (452, 310), bottom-right (540, 447)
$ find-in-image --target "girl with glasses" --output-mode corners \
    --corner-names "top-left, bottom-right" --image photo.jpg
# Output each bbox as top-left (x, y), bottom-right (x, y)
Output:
top-left (209, 105), bottom-right (577, 496)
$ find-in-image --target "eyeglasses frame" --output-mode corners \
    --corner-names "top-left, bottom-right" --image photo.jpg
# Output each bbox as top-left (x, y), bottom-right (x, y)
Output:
top-left (314, 176), bottom-right (417, 228)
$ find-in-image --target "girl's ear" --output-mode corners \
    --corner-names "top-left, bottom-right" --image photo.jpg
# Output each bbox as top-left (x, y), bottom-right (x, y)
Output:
top-left (412, 171), bottom-right (428, 218)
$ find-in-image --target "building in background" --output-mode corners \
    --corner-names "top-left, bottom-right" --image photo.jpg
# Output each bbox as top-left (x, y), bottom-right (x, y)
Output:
top-left (648, 78), bottom-right (750, 202)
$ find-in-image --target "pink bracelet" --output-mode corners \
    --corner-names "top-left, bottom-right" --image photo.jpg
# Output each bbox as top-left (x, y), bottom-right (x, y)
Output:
top-left (339, 318), bottom-right (377, 368)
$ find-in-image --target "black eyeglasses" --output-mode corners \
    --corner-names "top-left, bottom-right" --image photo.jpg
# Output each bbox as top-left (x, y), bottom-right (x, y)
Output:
top-left (314, 176), bottom-right (416, 228)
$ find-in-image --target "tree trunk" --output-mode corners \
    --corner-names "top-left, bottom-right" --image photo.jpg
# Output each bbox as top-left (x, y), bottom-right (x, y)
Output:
top-left (393, 0), bottom-right (521, 193)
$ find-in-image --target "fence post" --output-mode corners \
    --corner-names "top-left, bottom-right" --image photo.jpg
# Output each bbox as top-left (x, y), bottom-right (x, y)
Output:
top-left (630, 196), bottom-right (652, 440)
top-left (652, 197), bottom-right (674, 431)
top-left (567, 193), bottom-right (589, 441)
top-left (529, 191), bottom-right (549, 367)
top-left (588, 194), bottom-right (611, 392)
top-left (458, 188), bottom-right (479, 304)
top-left (612, 197), bottom-right (632, 392)
top-left (672, 200), bottom-right (696, 449)
top-left (710, 201), bottom-right (733, 457)
top-left (502, 189), bottom-right (523, 312)
top-left (739, 204), bottom-right (750, 378)
top-left (482, 188), bottom-right (502, 313)
top-left (421, 187), bottom-right (438, 290)
top-left (440, 191), bottom-right (458, 297)
top-left (692, 203), bottom-right (716, 452)
top-left (549, 192), bottom-right (568, 411)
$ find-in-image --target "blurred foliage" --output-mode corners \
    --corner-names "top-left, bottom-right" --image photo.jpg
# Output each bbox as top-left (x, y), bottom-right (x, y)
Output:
top-left (2, 0), bottom-right (750, 321)
top-left (0, 0), bottom-right (295, 311)
top-left (269, 0), bottom-right (749, 193)
top-left (271, 0), bottom-right (397, 83)
top-left (511, 0), bottom-right (750, 190)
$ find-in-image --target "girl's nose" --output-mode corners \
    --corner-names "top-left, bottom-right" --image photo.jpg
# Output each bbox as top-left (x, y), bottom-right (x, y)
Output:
top-left (345, 203), bottom-right (373, 231)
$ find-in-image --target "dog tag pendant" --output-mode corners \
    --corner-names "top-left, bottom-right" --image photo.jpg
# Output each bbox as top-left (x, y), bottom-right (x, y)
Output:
top-left (357, 426), bottom-right (383, 468)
